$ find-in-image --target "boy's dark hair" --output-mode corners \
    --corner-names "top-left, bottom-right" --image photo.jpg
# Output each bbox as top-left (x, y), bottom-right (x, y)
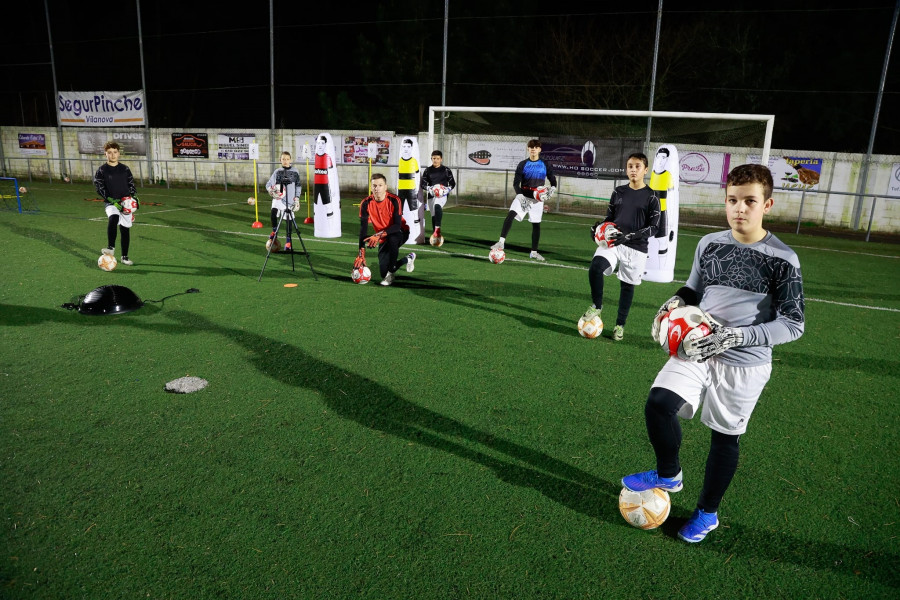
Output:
top-left (526, 139), bottom-right (542, 149)
top-left (371, 173), bottom-right (387, 183)
top-left (627, 152), bottom-right (649, 169)
top-left (727, 164), bottom-right (774, 200)
top-left (281, 151), bottom-right (292, 158)
top-left (104, 141), bottom-right (120, 151)
top-left (431, 150), bottom-right (442, 158)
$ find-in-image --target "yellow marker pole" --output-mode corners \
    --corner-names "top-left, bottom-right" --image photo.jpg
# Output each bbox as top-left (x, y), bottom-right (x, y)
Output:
top-left (249, 143), bottom-right (263, 228)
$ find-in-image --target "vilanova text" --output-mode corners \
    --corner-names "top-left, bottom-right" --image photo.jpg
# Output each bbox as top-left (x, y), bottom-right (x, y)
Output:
top-left (58, 94), bottom-right (143, 117)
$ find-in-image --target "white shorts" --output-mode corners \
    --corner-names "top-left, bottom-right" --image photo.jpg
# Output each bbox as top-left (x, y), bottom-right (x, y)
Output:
top-left (509, 194), bottom-right (544, 223)
top-left (652, 358), bottom-right (772, 435)
top-left (105, 204), bottom-right (134, 228)
top-left (427, 196), bottom-right (447, 212)
top-left (592, 244), bottom-right (647, 286)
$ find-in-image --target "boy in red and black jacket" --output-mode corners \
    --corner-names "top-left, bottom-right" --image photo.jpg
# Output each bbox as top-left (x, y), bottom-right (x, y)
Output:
top-left (355, 173), bottom-right (416, 287)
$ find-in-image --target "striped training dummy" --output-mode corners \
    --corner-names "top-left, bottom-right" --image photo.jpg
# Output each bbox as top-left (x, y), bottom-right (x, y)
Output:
top-left (645, 144), bottom-right (679, 283)
top-left (397, 136), bottom-right (424, 245)
top-left (313, 132), bottom-right (342, 238)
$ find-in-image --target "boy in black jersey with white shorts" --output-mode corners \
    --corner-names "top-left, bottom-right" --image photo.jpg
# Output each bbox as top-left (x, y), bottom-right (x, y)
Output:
top-left (621, 163), bottom-right (805, 543)
top-left (584, 153), bottom-right (660, 340)
top-left (420, 150), bottom-right (456, 244)
top-left (93, 141), bottom-right (138, 265)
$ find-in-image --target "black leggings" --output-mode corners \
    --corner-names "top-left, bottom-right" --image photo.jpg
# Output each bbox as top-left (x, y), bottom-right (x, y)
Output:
top-left (645, 387), bottom-right (740, 513)
top-left (499, 211), bottom-right (541, 251)
top-left (588, 256), bottom-right (636, 326)
top-left (107, 215), bottom-right (130, 256)
top-left (377, 230), bottom-right (411, 278)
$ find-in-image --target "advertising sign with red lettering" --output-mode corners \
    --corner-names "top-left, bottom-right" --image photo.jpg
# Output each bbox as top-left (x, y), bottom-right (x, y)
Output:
top-left (171, 133), bottom-right (209, 158)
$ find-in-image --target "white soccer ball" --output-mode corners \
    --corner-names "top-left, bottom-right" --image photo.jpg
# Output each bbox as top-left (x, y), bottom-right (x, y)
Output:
top-left (488, 248), bottom-right (505, 264)
top-left (619, 487), bottom-right (671, 530)
top-left (429, 232), bottom-right (444, 247)
top-left (18, 186), bottom-right (27, 194)
top-left (247, 197), bottom-right (256, 206)
top-left (266, 237), bottom-right (281, 253)
top-left (121, 197), bottom-right (138, 215)
top-left (351, 266), bottom-right (372, 284)
top-left (98, 254), bottom-right (118, 272)
top-left (433, 184), bottom-right (448, 198)
top-left (577, 314), bottom-right (603, 339)
top-left (658, 306), bottom-right (712, 360)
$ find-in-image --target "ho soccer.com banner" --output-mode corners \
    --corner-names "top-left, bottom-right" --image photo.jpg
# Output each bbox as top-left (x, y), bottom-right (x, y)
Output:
top-left (58, 91), bottom-right (146, 127)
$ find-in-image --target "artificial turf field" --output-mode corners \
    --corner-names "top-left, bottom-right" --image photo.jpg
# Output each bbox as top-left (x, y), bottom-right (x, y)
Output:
top-left (1, 183), bottom-right (899, 599)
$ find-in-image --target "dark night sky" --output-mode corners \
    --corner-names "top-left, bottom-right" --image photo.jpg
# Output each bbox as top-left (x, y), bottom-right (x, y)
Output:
top-left (2, 1), bottom-right (898, 154)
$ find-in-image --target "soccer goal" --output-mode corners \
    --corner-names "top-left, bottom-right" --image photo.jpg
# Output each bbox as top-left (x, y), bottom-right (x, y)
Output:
top-left (426, 106), bottom-right (774, 217)
top-left (0, 177), bottom-right (38, 214)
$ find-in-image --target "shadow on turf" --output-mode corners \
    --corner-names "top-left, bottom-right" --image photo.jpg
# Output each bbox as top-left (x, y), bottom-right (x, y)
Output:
top-left (6, 303), bottom-right (897, 587)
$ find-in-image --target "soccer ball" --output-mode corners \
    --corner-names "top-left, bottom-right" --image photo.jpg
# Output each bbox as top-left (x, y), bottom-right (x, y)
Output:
top-left (98, 254), bottom-right (118, 272)
top-left (658, 305), bottom-right (712, 360)
top-left (121, 197), bottom-right (138, 215)
top-left (266, 237), bottom-right (281, 253)
top-left (577, 314), bottom-right (603, 339)
top-left (594, 221), bottom-right (618, 248)
top-left (489, 248), bottom-right (505, 264)
top-left (429, 232), bottom-right (444, 247)
top-left (18, 186), bottom-right (27, 194)
top-left (247, 197), bottom-right (256, 206)
top-left (432, 184), bottom-right (448, 198)
top-left (619, 487), bottom-right (671, 530)
top-left (351, 266), bottom-right (372, 284)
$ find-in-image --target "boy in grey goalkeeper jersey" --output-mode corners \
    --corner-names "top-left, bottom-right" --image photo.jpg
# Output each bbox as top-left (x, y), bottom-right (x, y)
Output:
top-left (622, 163), bottom-right (805, 544)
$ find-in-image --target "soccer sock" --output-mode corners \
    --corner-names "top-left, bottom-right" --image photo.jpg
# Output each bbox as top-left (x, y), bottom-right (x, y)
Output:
top-left (107, 215), bottom-right (119, 248)
top-left (531, 223), bottom-right (541, 251)
top-left (120, 226), bottom-right (130, 257)
top-left (499, 211), bottom-right (515, 238)
top-left (697, 431), bottom-right (740, 513)
top-left (270, 208), bottom-right (279, 230)
top-left (645, 387), bottom-right (686, 478)
top-left (588, 256), bottom-right (610, 308)
top-left (433, 205), bottom-right (443, 229)
top-left (616, 281), bottom-right (636, 326)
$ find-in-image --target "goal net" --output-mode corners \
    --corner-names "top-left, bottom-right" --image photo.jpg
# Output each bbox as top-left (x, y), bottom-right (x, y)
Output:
top-left (0, 177), bottom-right (38, 213)
top-left (426, 106), bottom-right (774, 219)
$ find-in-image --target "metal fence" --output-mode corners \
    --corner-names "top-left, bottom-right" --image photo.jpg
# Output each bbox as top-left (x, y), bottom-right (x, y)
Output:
top-left (2, 155), bottom-right (897, 243)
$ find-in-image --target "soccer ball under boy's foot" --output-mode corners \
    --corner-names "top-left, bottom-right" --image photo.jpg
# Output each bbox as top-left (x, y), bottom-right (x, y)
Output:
top-left (619, 487), bottom-right (671, 530)
top-left (98, 253), bottom-right (118, 271)
top-left (577, 314), bottom-right (603, 338)
top-left (488, 248), bottom-right (505, 264)
top-left (266, 237), bottom-right (281, 253)
top-left (429, 232), bottom-right (444, 247)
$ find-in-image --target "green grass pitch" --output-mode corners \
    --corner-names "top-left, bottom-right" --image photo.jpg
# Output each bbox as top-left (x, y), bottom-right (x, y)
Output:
top-left (1, 183), bottom-right (898, 598)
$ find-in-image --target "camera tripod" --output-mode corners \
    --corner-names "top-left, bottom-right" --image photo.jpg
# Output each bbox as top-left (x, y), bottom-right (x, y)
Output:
top-left (257, 204), bottom-right (318, 282)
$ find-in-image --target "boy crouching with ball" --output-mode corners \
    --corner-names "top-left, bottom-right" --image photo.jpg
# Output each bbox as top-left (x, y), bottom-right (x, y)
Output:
top-left (621, 163), bottom-right (805, 543)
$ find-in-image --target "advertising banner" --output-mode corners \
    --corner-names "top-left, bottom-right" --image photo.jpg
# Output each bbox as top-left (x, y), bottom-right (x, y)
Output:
top-left (888, 163), bottom-right (900, 198)
top-left (58, 91), bottom-right (145, 127)
top-left (464, 141), bottom-right (524, 170)
top-left (78, 130), bottom-right (147, 156)
top-left (751, 155), bottom-right (824, 193)
top-left (171, 133), bottom-right (209, 158)
top-left (18, 133), bottom-right (47, 156)
top-left (541, 138), bottom-right (639, 178)
top-left (217, 133), bottom-right (256, 160)
top-left (342, 135), bottom-right (390, 164)
top-left (679, 151), bottom-right (731, 187)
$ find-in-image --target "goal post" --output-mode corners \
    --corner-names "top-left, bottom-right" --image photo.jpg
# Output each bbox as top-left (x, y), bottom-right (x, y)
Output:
top-left (428, 106), bottom-right (774, 166)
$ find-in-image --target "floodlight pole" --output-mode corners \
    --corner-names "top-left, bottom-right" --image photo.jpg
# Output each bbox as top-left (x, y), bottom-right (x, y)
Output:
top-left (43, 0), bottom-right (65, 181)
top-left (269, 0), bottom-right (276, 164)
top-left (644, 0), bottom-right (663, 154)
top-left (852, 0), bottom-right (898, 232)
top-left (136, 0), bottom-right (153, 183)
top-left (440, 0), bottom-right (449, 146)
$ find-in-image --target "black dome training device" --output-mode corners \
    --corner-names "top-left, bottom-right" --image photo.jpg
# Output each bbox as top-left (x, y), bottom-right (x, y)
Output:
top-left (77, 285), bottom-right (144, 315)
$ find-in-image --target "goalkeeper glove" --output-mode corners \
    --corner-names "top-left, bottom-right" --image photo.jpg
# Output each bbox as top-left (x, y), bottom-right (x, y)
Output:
top-left (518, 194), bottom-right (533, 212)
top-left (549, 186), bottom-right (557, 199)
top-left (650, 295), bottom-right (685, 342)
top-left (682, 327), bottom-right (744, 362)
top-left (364, 231), bottom-right (386, 248)
top-left (353, 248), bottom-right (366, 269)
top-left (111, 198), bottom-right (123, 211)
top-left (292, 197), bottom-right (300, 211)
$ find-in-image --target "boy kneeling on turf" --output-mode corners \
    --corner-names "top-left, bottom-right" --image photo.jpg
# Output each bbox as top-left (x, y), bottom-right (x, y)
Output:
top-left (622, 163), bottom-right (805, 543)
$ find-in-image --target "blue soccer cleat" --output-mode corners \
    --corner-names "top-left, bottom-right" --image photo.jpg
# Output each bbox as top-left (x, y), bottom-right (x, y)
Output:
top-left (678, 509), bottom-right (719, 543)
top-left (621, 469), bottom-right (683, 492)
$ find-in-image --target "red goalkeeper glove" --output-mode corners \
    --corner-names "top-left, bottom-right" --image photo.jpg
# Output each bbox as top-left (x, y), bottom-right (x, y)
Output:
top-left (364, 231), bottom-right (386, 248)
top-left (353, 248), bottom-right (366, 269)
